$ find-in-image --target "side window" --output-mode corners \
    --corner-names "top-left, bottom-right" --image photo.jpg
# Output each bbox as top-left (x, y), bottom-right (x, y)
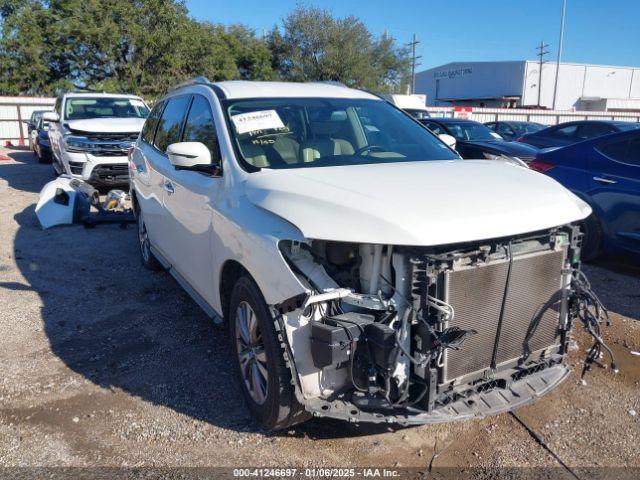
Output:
top-left (497, 123), bottom-right (514, 136)
top-left (597, 138), bottom-right (629, 162)
top-left (577, 123), bottom-right (614, 140)
top-left (552, 124), bottom-right (578, 138)
top-left (154, 95), bottom-right (192, 153)
top-left (141, 100), bottom-right (165, 145)
top-left (182, 95), bottom-right (220, 160)
top-left (485, 122), bottom-right (496, 131)
top-left (424, 122), bottom-right (445, 136)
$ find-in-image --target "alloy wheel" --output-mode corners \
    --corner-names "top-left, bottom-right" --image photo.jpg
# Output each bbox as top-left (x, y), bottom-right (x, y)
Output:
top-left (235, 301), bottom-right (268, 405)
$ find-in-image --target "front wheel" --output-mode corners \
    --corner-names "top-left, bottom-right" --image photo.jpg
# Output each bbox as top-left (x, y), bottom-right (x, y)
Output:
top-left (228, 276), bottom-right (309, 431)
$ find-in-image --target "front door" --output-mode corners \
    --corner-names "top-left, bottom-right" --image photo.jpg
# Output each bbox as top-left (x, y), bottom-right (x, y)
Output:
top-left (161, 94), bottom-right (223, 305)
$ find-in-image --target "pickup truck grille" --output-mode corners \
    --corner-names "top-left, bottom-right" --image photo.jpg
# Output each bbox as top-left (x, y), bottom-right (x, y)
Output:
top-left (84, 132), bottom-right (139, 142)
top-left (442, 247), bottom-right (566, 383)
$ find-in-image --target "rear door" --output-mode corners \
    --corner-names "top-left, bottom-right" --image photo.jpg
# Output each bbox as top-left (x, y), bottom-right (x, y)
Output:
top-left (142, 94), bottom-right (192, 260)
top-left (588, 133), bottom-right (640, 253)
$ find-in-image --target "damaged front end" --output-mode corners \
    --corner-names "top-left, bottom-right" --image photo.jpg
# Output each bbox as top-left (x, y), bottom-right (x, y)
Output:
top-left (274, 226), bottom-right (611, 425)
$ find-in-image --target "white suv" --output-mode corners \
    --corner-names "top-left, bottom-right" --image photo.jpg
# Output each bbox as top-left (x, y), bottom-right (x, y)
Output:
top-left (130, 78), bottom-right (593, 431)
top-left (45, 93), bottom-right (150, 185)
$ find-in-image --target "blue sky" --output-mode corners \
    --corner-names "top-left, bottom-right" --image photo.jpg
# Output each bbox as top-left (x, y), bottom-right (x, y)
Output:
top-left (185, 0), bottom-right (640, 70)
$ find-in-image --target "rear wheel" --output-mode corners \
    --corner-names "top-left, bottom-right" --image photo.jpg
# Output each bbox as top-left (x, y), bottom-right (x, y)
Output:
top-left (228, 275), bottom-right (309, 431)
top-left (136, 209), bottom-right (162, 271)
top-left (580, 213), bottom-right (603, 261)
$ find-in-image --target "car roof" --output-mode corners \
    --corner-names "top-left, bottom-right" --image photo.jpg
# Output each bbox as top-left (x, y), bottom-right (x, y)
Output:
top-left (211, 81), bottom-right (379, 101)
top-left (62, 92), bottom-right (143, 100)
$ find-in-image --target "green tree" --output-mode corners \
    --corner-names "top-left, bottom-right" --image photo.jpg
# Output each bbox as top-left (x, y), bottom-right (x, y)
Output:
top-left (0, 0), bottom-right (275, 97)
top-left (268, 5), bottom-right (409, 92)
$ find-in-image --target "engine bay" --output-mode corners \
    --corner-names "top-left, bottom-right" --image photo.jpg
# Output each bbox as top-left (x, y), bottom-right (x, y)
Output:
top-left (277, 225), bottom-right (614, 423)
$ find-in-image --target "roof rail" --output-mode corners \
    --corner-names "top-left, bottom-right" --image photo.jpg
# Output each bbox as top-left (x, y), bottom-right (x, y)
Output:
top-left (169, 77), bottom-right (212, 91)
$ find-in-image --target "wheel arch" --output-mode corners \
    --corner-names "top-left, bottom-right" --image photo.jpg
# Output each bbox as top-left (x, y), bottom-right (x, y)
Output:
top-left (219, 259), bottom-right (251, 322)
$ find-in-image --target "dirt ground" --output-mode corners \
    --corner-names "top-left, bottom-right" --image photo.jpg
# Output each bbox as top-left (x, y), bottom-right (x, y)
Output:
top-left (1, 147), bottom-right (639, 478)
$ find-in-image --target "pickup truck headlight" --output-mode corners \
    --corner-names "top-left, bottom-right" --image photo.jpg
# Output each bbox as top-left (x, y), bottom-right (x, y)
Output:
top-left (64, 136), bottom-right (95, 152)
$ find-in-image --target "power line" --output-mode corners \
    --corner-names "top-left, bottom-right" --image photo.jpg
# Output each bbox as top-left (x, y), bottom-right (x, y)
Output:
top-left (536, 40), bottom-right (550, 107)
top-left (406, 34), bottom-right (421, 94)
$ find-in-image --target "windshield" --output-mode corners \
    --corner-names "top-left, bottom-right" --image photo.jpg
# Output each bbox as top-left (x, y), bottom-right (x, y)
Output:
top-left (511, 122), bottom-right (544, 134)
top-left (444, 121), bottom-right (498, 141)
top-left (224, 98), bottom-right (457, 170)
top-left (64, 97), bottom-right (149, 120)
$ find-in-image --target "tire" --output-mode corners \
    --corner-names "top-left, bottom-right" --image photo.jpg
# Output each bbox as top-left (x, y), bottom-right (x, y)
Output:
top-left (228, 275), bottom-right (309, 431)
top-left (580, 213), bottom-right (603, 262)
top-left (136, 208), bottom-right (163, 271)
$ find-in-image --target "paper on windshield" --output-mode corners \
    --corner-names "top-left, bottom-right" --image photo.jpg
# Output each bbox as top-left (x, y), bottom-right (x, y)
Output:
top-left (231, 110), bottom-right (285, 135)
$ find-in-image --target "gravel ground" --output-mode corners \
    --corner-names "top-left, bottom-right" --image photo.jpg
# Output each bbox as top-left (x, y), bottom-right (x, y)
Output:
top-left (1, 147), bottom-right (639, 478)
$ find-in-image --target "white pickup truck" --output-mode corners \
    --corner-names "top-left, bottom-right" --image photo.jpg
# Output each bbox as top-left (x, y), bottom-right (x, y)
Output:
top-left (129, 78), bottom-right (602, 431)
top-left (45, 93), bottom-right (149, 186)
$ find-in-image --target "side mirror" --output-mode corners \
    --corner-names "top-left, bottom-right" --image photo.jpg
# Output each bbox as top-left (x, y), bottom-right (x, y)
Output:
top-left (167, 142), bottom-right (212, 169)
top-left (42, 112), bottom-right (59, 122)
top-left (438, 133), bottom-right (457, 150)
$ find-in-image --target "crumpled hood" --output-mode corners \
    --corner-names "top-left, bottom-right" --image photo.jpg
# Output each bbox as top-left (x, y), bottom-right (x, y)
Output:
top-left (65, 117), bottom-right (145, 134)
top-left (244, 160), bottom-right (591, 246)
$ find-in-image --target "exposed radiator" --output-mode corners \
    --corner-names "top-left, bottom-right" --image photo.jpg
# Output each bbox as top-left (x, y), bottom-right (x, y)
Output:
top-left (442, 247), bottom-right (567, 383)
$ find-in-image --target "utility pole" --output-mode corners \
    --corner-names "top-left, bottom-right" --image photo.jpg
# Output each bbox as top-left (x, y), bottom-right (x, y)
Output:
top-left (552, 0), bottom-right (567, 109)
top-left (406, 34), bottom-right (421, 94)
top-left (536, 41), bottom-right (550, 107)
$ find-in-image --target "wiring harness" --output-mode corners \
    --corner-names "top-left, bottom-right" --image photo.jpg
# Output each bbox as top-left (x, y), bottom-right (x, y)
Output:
top-left (569, 269), bottom-right (617, 379)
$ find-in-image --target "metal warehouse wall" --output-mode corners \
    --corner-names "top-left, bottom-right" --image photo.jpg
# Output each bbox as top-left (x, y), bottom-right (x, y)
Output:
top-left (425, 106), bottom-right (640, 125)
top-left (522, 62), bottom-right (640, 110)
top-left (0, 96), bottom-right (55, 146)
top-left (417, 61), bottom-right (640, 111)
top-left (415, 61), bottom-right (526, 106)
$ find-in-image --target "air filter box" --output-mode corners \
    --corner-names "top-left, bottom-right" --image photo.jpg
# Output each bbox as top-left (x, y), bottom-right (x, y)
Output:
top-left (310, 312), bottom-right (374, 369)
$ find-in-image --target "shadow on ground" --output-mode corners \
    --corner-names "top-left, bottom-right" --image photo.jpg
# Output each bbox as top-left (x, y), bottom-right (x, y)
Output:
top-left (4, 153), bottom-right (396, 439)
top-left (0, 153), bottom-right (52, 194)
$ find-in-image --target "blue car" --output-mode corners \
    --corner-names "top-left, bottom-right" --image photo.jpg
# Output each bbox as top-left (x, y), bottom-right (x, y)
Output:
top-left (529, 130), bottom-right (640, 259)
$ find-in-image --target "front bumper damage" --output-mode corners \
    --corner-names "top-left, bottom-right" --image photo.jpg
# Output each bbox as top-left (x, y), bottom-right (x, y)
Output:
top-left (271, 226), bottom-right (613, 425)
top-left (304, 364), bottom-right (570, 425)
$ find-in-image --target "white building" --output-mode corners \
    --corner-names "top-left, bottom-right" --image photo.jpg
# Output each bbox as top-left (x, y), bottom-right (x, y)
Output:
top-left (415, 61), bottom-right (640, 111)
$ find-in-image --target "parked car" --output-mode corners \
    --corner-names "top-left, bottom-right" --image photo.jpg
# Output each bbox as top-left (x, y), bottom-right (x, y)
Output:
top-left (32, 116), bottom-right (52, 163)
top-left (44, 93), bottom-right (150, 186)
top-left (529, 129), bottom-right (640, 259)
top-left (484, 120), bottom-right (545, 141)
top-left (517, 120), bottom-right (640, 149)
top-left (26, 109), bottom-right (50, 136)
top-left (420, 117), bottom-right (539, 162)
top-left (130, 78), bottom-right (591, 431)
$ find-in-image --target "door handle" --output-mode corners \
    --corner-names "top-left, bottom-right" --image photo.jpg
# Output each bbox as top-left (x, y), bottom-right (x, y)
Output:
top-left (164, 182), bottom-right (175, 194)
top-left (593, 176), bottom-right (617, 185)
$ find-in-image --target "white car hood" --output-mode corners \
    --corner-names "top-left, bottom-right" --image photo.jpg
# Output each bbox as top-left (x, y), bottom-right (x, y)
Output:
top-left (244, 160), bottom-right (592, 246)
top-left (65, 117), bottom-right (145, 133)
